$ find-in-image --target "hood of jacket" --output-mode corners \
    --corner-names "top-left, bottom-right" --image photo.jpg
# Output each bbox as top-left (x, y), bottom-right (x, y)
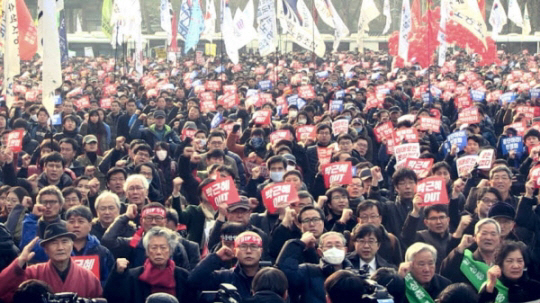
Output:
top-left (148, 123), bottom-right (173, 136)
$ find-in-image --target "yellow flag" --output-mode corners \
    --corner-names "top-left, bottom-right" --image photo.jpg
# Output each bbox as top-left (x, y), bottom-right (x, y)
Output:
top-left (205, 43), bottom-right (217, 57)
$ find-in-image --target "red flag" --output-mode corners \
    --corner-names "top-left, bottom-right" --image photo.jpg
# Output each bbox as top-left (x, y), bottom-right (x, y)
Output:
top-left (17, 0), bottom-right (38, 60)
top-left (170, 14), bottom-right (178, 53)
top-left (478, 0), bottom-right (486, 20)
top-left (411, 0), bottom-right (422, 30)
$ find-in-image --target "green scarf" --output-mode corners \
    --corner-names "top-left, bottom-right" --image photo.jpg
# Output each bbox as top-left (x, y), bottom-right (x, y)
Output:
top-left (460, 249), bottom-right (508, 303)
top-left (404, 273), bottom-right (435, 303)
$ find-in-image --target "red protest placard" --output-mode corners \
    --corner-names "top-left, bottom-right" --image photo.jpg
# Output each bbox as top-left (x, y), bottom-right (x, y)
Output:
top-left (25, 91), bottom-right (37, 102)
top-left (298, 85), bottom-right (316, 99)
top-left (516, 106), bottom-right (540, 121)
top-left (202, 176), bottom-right (240, 210)
top-left (76, 96), bottom-right (90, 109)
top-left (458, 107), bottom-right (481, 125)
top-left (477, 149), bottom-right (494, 169)
top-left (332, 119), bottom-right (349, 135)
top-left (404, 158), bottom-right (434, 179)
top-left (317, 146), bottom-right (333, 166)
top-left (416, 177), bottom-right (449, 206)
top-left (219, 93), bottom-right (239, 109)
top-left (7, 130), bottom-right (24, 153)
top-left (269, 130), bottom-right (292, 144)
top-left (456, 155), bottom-right (478, 177)
top-left (394, 143), bottom-right (421, 163)
top-left (205, 80), bottom-right (222, 91)
top-left (365, 95), bottom-right (384, 111)
top-left (104, 84), bottom-right (117, 96)
top-left (199, 91), bottom-right (215, 103)
top-left (455, 95), bottom-right (473, 109)
top-left (255, 66), bottom-right (266, 75)
top-left (223, 85), bottom-right (237, 95)
top-left (194, 85), bottom-right (206, 94)
top-left (181, 128), bottom-right (197, 141)
top-left (201, 100), bottom-right (217, 113)
top-left (100, 98), bottom-right (112, 109)
top-left (146, 89), bottom-right (158, 98)
top-left (374, 122), bottom-right (394, 143)
top-left (395, 128), bottom-right (419, 143)
top-left (505, 121), bottom-right (527, 136)
top-left (529, 165), bottom-right (540, 188)
top-left (72, 255), bottom-right (100, 280)
top-left (259, 93), bottom-right (273, 104)
top-left (296, 125), bottom-right (316, 141)
top-left (487, 90), bottom-right (503, 103)
top-left (321, 162), bottom-right (353, 188)
top-left (261, 183), bottom-right (299, 214)
top-left (418, 117), bottom-right (441, 133)
top-left (386, 132), bottom-right (400, 155)
top-left (455, 85), bottom-right (468, 96)
top-left (253, 110), bottom-right (272, 125)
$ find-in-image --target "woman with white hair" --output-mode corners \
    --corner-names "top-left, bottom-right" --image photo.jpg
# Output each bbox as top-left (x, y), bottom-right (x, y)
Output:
top-left (103, 227), bottom-right (195, 303)
top-left (398, 242), bottom-right (451, 302)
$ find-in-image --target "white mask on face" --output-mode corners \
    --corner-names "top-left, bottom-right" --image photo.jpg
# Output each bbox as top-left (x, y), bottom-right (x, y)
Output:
top-left (156, 150), bottom-right (167, 161)
top-left (322, 247), bottom-right (345, 265)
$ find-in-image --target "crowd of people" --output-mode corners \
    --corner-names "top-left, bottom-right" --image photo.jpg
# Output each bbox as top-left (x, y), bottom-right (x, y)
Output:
top-left (0, 47), bottom-right (540, 303)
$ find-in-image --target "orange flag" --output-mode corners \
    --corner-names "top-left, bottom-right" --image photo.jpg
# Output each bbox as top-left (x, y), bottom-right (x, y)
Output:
top-left (17, 0), bottom-right (37, 60)
top-left (411, 0), bottom-right (422, 30)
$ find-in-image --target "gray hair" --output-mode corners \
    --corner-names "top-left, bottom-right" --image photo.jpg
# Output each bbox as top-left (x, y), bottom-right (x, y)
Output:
top-left (474, 218), bottom-right (501, 235)
top-left (489, 165), bottom-right (513, 180)
top-left (297, 190), bottom-right (314, 203)
top-left (37, 185), bottom-right (65, 206)
top-left (95, 191), bottom-right (121, 211)
top-left (142, 227), bottom-right (177, 257)
top-left (124, 174), bottom-right (149, 192)
top-left (319, 231), bottom-right (346, 247)
top-left (405, 242), bottom-right (437, 263)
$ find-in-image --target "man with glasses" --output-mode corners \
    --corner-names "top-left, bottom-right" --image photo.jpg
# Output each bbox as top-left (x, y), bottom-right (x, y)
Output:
top-left (401, 202), bottom-right (451, 271)
top-left (19, 186), bottom-right (67, 262)
top-left (277, 231), bottom-right (353, 303)
top-left (102, 202), bottom-right (191, 270)
top-left (91, 191), bottom-right (134, 241)
top-left (465, 166), bottom-right (518, 212)
top-left (189, 231), bottom-right (264, 300)
top-left (348, 224), bottom-right (395, 275)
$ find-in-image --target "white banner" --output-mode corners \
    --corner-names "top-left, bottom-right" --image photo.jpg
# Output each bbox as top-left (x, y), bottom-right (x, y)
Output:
top-left (489, 0), bottom-right (507, 39)
top-left (244, 0), bottom-right (254, 28)
top-left (2, 0), bottom-right (20, 109)
top-left (382, 0), bottom-right (391, 34)
top-left (160, 0), bottom-right (173, 45)
top-left (449, 0), bottom-right (488, 49)
top-left (398, 0), bottom-right (411, 60)
top-left (232, 8), bottom-right (257, 50)
top-left (202, 0), bottom-right (216, 41)
top-left (315, 0), bottom-right (348, 52)
top-left (39, 0), bottom-right (61, 116)
top-left (523, 4), bottom-right (531, 36)
top-left (257, 0), bottom-right (277, 56)
top-left (438, 0), bottom-right (449, 66)
top-left (508, 0), bottom-right (523, 28)
top-left (357, 0), bottom-right (380, 53)
top-left (277, 0), bottom-right (326, 58)
top-left (221, 0), bottom-right (239, 64)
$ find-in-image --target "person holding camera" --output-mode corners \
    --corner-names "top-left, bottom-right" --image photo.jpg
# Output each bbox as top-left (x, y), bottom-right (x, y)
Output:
top-left (103, 227), bottom-right (195, 303)
top-left (276, 231), bottom-right (353, 303)
top-left (0, 224), bottom-right (102, 303)
top-left (188, 231), bottom-right (264, 300)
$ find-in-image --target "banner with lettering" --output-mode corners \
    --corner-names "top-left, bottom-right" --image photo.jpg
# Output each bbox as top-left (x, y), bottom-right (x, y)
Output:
top-left (332, 119), bottom-right (349, 135)
top-left (394, 143), bottom-right (421, 163)
top-left (261, 182), bottom-right (299, 214)
top-left (456, 155), bottom-right (478, 177)
top-left (501, 136), bottom-right (524, 156)
top-left (317, 146), bottom-right (333, 166)
top-left (296, 125), bottom-right (316, 142)
top-left (458, 107), bottom-right (481, 124)
top-left (404, 158), bottom-right (434, 179)
top-left (416, 177), bottom-right (448, 206)
top-left (269, 130), bottom-right (292, 144)
top-left (202, 176), bottom-right (241, 210)
top-left (396, 128), bottom-right (419, 143)
top-left (72, 255), bottom-right (100, 279)
top-left (253, 110), bottom-right (272, 125)
top-left (321, 162), bottom-right (353, 188)
top-left (374, 121), bottom-right (394, 143)
top-left (443, 130), bottom-right (468, 155)
top-left (477, 149), bottom-right (494, 170)
top-left (418, 117), bottom-right (441, 133)
top-left (6, 130), bottom-right (24, 153)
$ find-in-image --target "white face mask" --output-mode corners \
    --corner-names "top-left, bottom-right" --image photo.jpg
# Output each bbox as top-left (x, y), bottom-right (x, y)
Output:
top-left (156, 150), bottom-right (167, 161)
top-left (322, 247), bottom-right (345, 265)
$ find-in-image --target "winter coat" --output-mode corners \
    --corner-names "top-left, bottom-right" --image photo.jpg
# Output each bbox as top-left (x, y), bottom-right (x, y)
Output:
top-left (129, 119), bottom-right (181, 151)
top-left (244, 291), bottom-right (287, 303)
top-left (103, 263), bottom-right (195, 303)
top-left (479, 275), bottom-right (540, 303)
top-left (19, 214), bottom-right (66, 263)
top-left (36, 171), bottom-right (73, 190)
top-left (0, 223), bottom-right (19, 273)
top-left (71, 234), bottom-right (115, 285)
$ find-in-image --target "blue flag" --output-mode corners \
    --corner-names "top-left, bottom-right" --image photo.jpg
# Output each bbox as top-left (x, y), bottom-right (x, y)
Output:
top-left (58, 11), bottom-right (68, 65)
top-left (211, 112), bottom-right (223, 128)
top-left (184, 0), bottom-right (204, 53)
top-left (178, 0), bottom-right (192, 39)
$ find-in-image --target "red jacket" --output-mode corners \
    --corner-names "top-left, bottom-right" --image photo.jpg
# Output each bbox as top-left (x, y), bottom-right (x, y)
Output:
top-left (0, 258), bottom-right (102, 303)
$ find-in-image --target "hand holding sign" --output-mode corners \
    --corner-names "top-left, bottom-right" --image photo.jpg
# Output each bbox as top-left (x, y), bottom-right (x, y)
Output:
top-left (262, 183), bottom-right (299, 214)
top-left (6, 130), bottom-right (24, 153)
top-left (202, 176), bottom-right (240, 210)
top-left (321, 162), bottom-right (353, 188)
top-left (415, 177), bottom-right (449, 207)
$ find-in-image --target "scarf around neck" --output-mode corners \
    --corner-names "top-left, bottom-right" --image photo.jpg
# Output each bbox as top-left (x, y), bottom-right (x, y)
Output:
top-left (138, 259), bottom-right (176, 296)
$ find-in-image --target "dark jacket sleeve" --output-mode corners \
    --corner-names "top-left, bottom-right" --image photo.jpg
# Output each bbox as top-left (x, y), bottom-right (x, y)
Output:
top-left (98, 148), bottom-right (127, 174)
top-left (179, 238), bottom-right (201, 270)
top-left (401, 214), bottom-right (421, 247)
top-left (208, 220), bottom-right (225, 252)
top-left (101, 214), bottom-right (133, 258)
top-left (103, 265), bottom-right (131, 303)
top-left (128, 117), bottom-right (143, 140)
top-left (275, 239), bottom-right (309, 292)
top-left (440, 248), bottom-right (464, 282)
top-left (269, 224), bottom-right (299, 260)
top-left (187, 253), bottom-right (227, 291)
top-left (177, 155), bottom-right (200, 205)
top-left (515, 196), bottom-right (539, 231)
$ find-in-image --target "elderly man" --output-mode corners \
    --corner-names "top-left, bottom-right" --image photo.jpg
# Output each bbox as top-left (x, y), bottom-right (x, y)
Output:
top-left (124, 174), bottom-right (150, 224)
top-left (103, 227), bottom-right (194, 303)
top-left (398, 243), bottom-right (451, 302)
top-left (0, 224), bottom-right (102, 303)
top-left (189, 231), bottom-right (264, 300)
top-left (102, 202), bottom-right (192, 270)
top-left (440, 218), bottom-right (502, 286)
top-left (276, 231), bottom-right (353, 303)
top-left (91, 191), bottom-right (134, 241)
top-left (19, 186), bottom-right (66, 262)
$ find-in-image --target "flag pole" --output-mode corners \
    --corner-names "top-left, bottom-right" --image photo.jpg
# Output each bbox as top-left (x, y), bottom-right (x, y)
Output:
top-left (427, 0), bottom-right (432, 106)
top-left (312, 0), bottom-right (315, 64)
top-left (113, 22), bottom-right (119, 82)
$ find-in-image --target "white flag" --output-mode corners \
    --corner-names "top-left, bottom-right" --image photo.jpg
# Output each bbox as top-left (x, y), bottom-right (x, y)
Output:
top-left (221, 0), bottom-right (239, 64)
top-left (277, 0), bottom-right (326, 57)
top-left (398, 0), bottom-right (412, 61)
top-left (244, 0), bottom-right (254, 28)
top-left (2, 0), bottom-right (20, 109)
top-left (257, 0), bottom-right (277, 56)
top-left (38, 0), bottom-right (62, 116)
top-left (160, 0), bottom-right (173, 45)
top-left (357, 0), bottom-right (380, 52)
top-left (508, 0), bottom-right (523, 28)
top-left (438, 0), bottom-right (449, 66)
top-left (382, 0), bottom-right (392, 34)
top-left (314, 0), bottom-right (349, 52)
top-left (201, 0), bottom-right (216, 41)
top-left (523, 4), bottom-right (531, 36)
top-left (232, 8), bottom-right (257, 49)
top-left (489, 0), bottom-right (507, 38)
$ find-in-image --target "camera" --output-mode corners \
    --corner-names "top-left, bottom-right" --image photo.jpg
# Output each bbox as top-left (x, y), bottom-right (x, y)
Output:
top-left (199, 283), bottom-right (241, 303)
top-left (43, 293), bottom-right (107, 303)
top-left (349, 268), bottom-right (395, 303)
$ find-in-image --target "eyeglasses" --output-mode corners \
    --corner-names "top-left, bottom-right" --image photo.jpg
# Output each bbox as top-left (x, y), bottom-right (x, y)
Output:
top-left (426, 215), bottom-right (448, 222)
top-left (331, 195), bottom-right (347, 201)
top-left (40, 200), bottom-right (59, 206)
top-left (481, 198), bottom-right (498, 206)
top-left (300, 217), bottom-right (323, 225)
top-left (142, 216), bottom-right (165, 223)
top-left (128, 186), bottom-right (145, 192)
top-left (355, 239), bottom-right (378, 246)
top-left (359, 215), bottom-right (380, 221)
top-left (237, 244), bottom-right (262, 251)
